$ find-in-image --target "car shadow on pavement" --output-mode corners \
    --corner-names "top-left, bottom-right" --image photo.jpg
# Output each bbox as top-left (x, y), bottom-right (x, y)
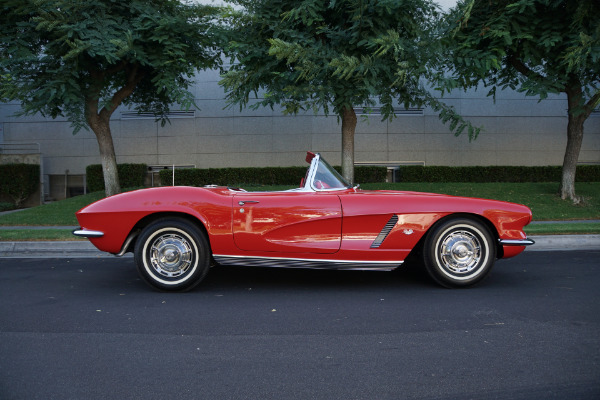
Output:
top-left (65, 257), bottom-right (526, 294)
top-left (200, 262), bottom-right (435, 292)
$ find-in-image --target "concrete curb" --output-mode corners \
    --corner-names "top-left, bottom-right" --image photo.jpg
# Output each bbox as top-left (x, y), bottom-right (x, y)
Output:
top-left (0, 241), bottom-right (131, 258)
top-left (525, 235), bottom-right (600, 252)
top-left (1, 235), bottom-right (598, 258)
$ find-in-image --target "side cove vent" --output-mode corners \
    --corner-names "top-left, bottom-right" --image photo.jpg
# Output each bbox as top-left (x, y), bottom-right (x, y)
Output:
top-left (370, 215), bottom-right (399, 249)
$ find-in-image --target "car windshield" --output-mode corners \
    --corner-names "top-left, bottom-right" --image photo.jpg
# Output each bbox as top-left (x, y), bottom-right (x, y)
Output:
top-left (312, 155), bottom-right (351, 190)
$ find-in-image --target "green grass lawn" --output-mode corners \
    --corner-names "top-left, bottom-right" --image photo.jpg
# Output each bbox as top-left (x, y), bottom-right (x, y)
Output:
top-left (0, 229), bottom-right (82, 241)
top-left (524, 223), bottom-right (600, 235)
top-left (360, 182), bottom-right (600, 221)
top-left (0, 191), bottom-right (106, 226)
top-left (0, 182), bottom-right (598, 240)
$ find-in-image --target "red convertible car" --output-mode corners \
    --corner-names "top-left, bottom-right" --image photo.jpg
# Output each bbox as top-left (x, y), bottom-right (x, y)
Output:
top-left (74, 152), bottom-right (534, 291)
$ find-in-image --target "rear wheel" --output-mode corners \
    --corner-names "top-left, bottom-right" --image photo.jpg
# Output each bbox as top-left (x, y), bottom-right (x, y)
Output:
top-left (134, 218), bottom-right (210, 292)
top-left (423, 218), bottom-right (496, 288)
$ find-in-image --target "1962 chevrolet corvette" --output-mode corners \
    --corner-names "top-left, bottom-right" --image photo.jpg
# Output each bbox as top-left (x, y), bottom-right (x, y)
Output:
top-left (74, 152), bottom-right (534, 291)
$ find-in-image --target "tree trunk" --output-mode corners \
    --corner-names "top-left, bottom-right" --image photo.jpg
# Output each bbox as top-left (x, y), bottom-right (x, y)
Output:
top-left (559, 86), bottom-right (586, 204)
top-left (341, 106), bottom-right (357, 185)
top-left (89, 116), bottom-right (121, 197)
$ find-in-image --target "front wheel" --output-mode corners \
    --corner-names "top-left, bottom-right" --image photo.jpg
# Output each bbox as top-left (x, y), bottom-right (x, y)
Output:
top-left (423, 218), bottom-right (496, 288)
top-left (134, 218), bottom-right (211, 292)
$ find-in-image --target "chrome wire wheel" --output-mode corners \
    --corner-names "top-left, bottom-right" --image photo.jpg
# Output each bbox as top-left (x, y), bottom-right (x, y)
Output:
top-left (135, 218), bottom-right (211, 292)
top-left (423, 218), bottom-right (496, 288)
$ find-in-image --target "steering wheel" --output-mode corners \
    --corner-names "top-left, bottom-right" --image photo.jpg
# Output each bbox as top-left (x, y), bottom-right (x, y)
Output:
top-left (315, 180), bottom-right (331, 189)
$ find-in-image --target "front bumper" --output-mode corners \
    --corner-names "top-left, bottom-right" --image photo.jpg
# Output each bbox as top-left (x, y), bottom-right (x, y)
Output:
top-left (498, 238), bottom-right (535, 246)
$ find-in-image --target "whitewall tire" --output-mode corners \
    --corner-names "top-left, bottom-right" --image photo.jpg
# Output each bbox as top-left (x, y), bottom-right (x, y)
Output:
top-left (423, 218), bottom-right (496, 288)
top-left (134, 218), bottom-right (210, 292)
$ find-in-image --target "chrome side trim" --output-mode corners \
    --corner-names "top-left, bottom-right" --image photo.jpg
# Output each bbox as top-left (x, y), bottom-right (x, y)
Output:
top-left (72, 229), bottom-right (104, 238)
top-left (213, 254), bottom-right (402, 271)
top-left (499, 238), bottom-right (535, 246)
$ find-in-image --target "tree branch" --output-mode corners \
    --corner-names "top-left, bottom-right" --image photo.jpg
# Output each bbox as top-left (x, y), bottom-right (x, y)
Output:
top-left (506, 53), bottom-right (546, 83)
top-left (104, 61), bottom-right (127, 77)
top-left (584, 90), bottom-right (600, 118)
top-left (99, 63), bottom-right (145, 120)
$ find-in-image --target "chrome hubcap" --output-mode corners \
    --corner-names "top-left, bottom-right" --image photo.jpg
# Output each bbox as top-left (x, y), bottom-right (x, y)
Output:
top-left (439, 230), bottom-right (481, 274)
top-left (149, 234), bottom-right (193, 278)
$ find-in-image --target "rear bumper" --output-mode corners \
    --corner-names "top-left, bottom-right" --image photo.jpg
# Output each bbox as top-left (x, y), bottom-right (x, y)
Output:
top-left (72, 228), bottom-right (104, 238)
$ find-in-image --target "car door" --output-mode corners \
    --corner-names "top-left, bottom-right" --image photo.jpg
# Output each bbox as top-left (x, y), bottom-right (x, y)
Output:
top-left (232, 192), bottom-right (342, 254)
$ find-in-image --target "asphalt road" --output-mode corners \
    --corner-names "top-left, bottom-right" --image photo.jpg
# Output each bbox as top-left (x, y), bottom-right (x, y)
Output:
top-left (1, 251), bottom-right (599, 400)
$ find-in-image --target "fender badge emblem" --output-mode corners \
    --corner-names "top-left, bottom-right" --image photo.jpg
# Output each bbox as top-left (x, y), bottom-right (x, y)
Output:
top-left (403, 229), bottom-right (414, 235)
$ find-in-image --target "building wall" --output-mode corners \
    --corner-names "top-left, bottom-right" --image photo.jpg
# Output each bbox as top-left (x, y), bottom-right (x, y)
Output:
top-left (1, 68), bottom-right (599, 199)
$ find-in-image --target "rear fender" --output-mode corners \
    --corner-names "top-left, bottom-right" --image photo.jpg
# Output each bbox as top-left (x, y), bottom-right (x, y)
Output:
top-left (119, 212), bottom-right (211, 256)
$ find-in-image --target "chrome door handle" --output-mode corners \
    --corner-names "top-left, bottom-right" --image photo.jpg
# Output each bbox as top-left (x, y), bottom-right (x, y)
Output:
top-left (238, 200), bottom-right (260, 206)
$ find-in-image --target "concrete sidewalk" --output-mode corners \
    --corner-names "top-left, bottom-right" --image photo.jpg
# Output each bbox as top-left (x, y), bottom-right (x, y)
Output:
top-left (1, 235), bottom-right (598, 258)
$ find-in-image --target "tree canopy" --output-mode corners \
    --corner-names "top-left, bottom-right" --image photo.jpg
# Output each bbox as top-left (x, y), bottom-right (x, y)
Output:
top-left (0, 0), bottom-right (226, 196)
top-left (222, 0), bottom-right (475, 183)
top-left (444, 0), bottom-right (600, 202)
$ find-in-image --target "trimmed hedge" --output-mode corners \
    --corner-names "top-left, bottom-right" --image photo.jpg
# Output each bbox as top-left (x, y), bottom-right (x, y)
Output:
top-left (0, 202), bottom-right (16, 212)
top-left (397, 165), bottom-right (600, 183)
top-left (159, 165), bottom-right (388, 187)
top-left (86, 163), bottom-right (148, 192)
top-left (0, 163), bottom-right (40, 207)
top-left (350, 166), bottom-right (388, 184)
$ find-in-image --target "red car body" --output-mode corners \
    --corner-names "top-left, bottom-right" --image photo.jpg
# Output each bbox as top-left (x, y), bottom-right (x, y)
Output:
top-left (74, 152), bottom-right (533, 290)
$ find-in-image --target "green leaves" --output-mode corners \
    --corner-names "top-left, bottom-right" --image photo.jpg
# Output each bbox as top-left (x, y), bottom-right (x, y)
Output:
top-left (0, 0), bottom-right (227, 131)
top-left (442, 0), bottom-right (600, 202)
top-left (222, 0), bottom-right (443, 121)
top-left (444, 0), bottom-right (599, 102)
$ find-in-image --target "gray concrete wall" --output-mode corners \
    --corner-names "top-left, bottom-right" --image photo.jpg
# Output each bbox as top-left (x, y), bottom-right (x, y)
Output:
top-left (1, 68), bottom-right (599, 184)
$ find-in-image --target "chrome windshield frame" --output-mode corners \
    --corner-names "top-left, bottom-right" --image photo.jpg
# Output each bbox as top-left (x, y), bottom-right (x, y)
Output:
top-left (304, 153), bottom-right (352, 192)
